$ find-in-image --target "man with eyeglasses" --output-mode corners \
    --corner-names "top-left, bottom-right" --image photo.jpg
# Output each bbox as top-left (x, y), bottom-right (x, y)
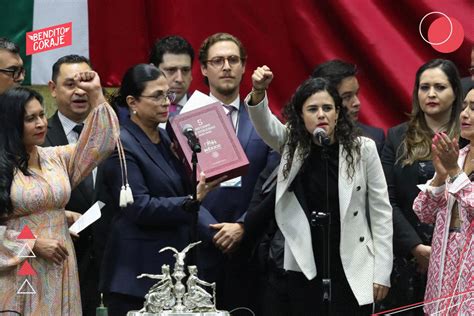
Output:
top-left (0, 37), bottom-right (25, 94)
top-left (197, 32), bottom-right (279, 313)
top-left (43, 54), bottom-right (104, 316)
top-left (149, 35), bottom-right (194, 116)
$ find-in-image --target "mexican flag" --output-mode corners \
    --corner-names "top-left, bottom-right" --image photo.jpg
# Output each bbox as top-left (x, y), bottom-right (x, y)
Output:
top-left (1, 0), bottom-right (89, 85)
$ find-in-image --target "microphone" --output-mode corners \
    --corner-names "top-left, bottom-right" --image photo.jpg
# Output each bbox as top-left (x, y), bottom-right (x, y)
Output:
top-left (313, 127), bottom-right (330, 146)
top-left (182, 124), bottom-right (201, 153)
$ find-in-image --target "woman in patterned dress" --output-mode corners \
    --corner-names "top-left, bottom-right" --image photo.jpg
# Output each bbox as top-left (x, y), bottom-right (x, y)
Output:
top-left (413, 86), bottom-right (474, 315)
top-left (0, 71), bottom-right (119, 315)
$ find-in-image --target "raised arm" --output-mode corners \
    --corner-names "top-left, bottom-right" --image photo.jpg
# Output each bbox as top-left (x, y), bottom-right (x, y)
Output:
top-left (244, 66), bottom-right (288, 152)
top-left (57, 71), bottom-right (119, 188)
top-left (413, 134), bottom-right (454, 223)
top-left (416, 133), bottom-right (474, 223)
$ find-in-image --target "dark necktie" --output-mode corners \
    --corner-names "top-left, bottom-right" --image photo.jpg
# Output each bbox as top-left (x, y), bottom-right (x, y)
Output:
top-left (72, 123), bottom-right (84, 136)
top-left (222, 105), bottom-right (236, 131)
top-left (72, 123), bottom-right (95, 200)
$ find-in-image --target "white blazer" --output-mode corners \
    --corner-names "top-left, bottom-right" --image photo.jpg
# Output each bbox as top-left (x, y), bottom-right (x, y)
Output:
top-left (245, 95), bottom-right (393, 305)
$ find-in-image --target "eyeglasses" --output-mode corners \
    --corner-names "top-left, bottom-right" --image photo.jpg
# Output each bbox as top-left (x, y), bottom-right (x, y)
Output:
top-left (206, 55), bottom-right (243, 68)
top-left (469, 66), bottom-right (474, 76)
top-left (0, 66), bottom-right (25, 80)
top-left (140, 91), bottom-right (176, 103)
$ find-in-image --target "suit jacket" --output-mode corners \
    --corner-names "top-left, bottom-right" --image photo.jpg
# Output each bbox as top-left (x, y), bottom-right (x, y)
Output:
top-left (246, 96), bottom-right (393, 305)
top-left (357, 122), bottom-right (385, 154)
top-left (241, 159), bottom-right (280, 256)
top-left (199, 101), bottom-right (279, 276)
top-left (99, 120), bottom-right (218, 298)
top-left (381, 123), bottom-right (433, 257)
top-left (461, 76), bottom-right (473, 96)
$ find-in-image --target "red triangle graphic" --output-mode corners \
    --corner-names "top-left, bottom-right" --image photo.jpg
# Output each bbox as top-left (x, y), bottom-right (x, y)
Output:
top-left (17, 225), bottom-right (36, 239)
top-left (18, 261), bottom-right (36, 276)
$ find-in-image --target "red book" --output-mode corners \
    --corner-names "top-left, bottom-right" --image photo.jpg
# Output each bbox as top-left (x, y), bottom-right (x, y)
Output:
top-left (167, 103), bottom-right (249, 182)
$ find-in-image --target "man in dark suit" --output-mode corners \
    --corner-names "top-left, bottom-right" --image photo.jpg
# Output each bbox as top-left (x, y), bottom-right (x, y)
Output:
top-left (197, 32), bottom-right (279, 312)
top-left (149, 35), bottom-right (194, 116)
top-left (0, 38), bottom-right (25, 94)
top-left (42, 54), bottom-right (103, 316)
top-left (312, 59), bottom-right (385, 153)
top-left (117, 36), bottom-right (195, 124)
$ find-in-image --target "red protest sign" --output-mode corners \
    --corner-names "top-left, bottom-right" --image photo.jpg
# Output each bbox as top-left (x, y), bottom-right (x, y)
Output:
top-left (26, 22), bottom-right (72, 55)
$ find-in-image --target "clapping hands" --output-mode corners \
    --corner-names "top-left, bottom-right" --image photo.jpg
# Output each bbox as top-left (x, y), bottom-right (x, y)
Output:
top-left (430, 132), bottom-right (461, 186)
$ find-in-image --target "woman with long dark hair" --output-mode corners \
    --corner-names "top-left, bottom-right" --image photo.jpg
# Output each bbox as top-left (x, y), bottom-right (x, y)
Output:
top-left (244, 66), bottom-right (393, 315)
top-left (0, 72), bottom-right (119, 315)
top-left (381, 59), bottom-right (463, 314)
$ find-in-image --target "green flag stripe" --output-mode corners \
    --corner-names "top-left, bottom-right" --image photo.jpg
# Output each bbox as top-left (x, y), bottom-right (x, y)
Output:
top-left (0, 0), bottom-right (34, 85)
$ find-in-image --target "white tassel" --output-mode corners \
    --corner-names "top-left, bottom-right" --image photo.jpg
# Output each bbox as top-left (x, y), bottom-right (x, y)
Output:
top-left (119, 185), bottom-right (127, 208)
top-left (125, 183), bottom-right (134, 205)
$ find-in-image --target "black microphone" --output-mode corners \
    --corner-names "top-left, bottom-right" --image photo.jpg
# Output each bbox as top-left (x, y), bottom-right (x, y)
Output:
top-left (182, 124), bottom-right (201, 153)
top-left (313, 127), bottom-right (330, 146)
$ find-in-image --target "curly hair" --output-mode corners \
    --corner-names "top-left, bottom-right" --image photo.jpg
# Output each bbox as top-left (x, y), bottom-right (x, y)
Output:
top-left (399, 59), bottom-right (462, 166)
top-left (0, 87), bottom-right (43, 218)
top-left (282, 77), bottom-right (360, 180)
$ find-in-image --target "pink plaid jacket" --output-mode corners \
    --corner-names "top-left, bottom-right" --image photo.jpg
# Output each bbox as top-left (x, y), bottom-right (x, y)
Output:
top-left (413, 146), bottom-right (474, 315)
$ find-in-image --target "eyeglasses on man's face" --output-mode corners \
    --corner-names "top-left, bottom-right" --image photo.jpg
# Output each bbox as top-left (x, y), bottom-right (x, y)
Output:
top-left (140, 91), bottom-right (176, 103)
top-left (0, 66), bottom-right (25, 80)
top-left (206, 55), bottom-right (243, 69)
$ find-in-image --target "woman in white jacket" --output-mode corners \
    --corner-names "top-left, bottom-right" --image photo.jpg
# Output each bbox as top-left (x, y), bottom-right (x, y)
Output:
top-left (244, 66), bottom-right (393, 315)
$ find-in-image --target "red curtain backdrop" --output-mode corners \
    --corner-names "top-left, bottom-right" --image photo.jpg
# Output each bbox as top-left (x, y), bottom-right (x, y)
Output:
top-left (88, 0), bottom-right (473, 130)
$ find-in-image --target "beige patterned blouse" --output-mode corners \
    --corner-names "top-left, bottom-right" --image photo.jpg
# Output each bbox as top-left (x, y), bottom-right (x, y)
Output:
top-left (0, 102), bottom-right (119, 315)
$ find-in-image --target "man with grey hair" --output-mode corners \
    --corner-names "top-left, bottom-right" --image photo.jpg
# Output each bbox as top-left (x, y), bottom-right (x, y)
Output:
top-left (0, 37), bottom-right (25, 94)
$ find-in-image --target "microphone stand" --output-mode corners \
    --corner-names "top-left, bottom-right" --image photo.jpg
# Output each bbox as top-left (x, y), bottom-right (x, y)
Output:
top-left (319, 147), bottom-right (331, 316)
top-left (191, 150), bottom-right (199, 242)
top-left (183, 144), bottom-right (201, 266)
top-left (311, 131), bottom-right (332, 315)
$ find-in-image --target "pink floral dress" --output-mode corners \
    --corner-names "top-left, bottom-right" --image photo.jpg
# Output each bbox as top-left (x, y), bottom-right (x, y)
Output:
top-left (413, 146), bottom-right (473, 315)
top-left (0, 103), bottom-right (119, 315)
